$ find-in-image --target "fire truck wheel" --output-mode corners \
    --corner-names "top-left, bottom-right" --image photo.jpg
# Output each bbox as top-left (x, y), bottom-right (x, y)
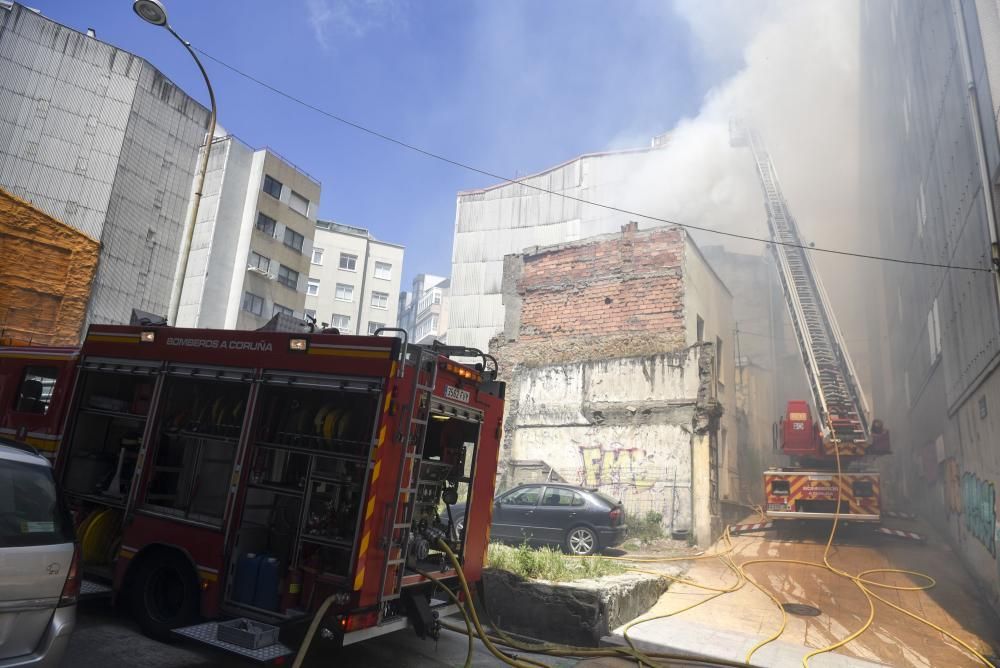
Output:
top-left (565, 526), bottom-right (598, 556)
top-left (130, 551), bottom-right (199, 641)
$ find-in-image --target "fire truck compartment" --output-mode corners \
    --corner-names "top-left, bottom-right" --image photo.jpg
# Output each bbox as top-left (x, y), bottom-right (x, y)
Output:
top-left (224, 377), bottom-right (382, 616)
top-left (62, 362), bottom-right (158, 507)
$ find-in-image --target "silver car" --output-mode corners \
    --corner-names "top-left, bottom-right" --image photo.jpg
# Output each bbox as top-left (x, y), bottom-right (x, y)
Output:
top-left (0, 439), bottom-right (78, 667)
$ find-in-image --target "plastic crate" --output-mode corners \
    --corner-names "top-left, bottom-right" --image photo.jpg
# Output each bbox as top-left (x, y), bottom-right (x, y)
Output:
top-left (216, 618), bottom-right (280, 649)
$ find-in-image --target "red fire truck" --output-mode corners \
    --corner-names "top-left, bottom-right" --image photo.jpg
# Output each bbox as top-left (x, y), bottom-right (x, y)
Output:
top-left (0, 323), bottom-right (504, 662)
top-left (766, 400), bottom-right (890, 521)
top-left (734, 126), bottom-right (892, 522)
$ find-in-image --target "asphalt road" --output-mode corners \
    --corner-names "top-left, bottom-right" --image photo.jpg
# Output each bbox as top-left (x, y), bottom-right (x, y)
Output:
top-left (65, 599), bottom-right (577, 668)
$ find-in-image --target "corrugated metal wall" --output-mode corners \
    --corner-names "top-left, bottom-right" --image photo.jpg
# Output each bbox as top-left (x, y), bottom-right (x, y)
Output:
top-left (450, 148), bottom-right (668, 351)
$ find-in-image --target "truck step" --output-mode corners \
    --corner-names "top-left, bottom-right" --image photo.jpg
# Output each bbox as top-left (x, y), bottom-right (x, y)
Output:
top-left (80, 578), bottom-right (113, 599)
top-left (172, 620), bottom-right (294, 664)
top-left (873, 526), bottom-right (925, 543)
top-left (729, 521), bottom-right (775, 535)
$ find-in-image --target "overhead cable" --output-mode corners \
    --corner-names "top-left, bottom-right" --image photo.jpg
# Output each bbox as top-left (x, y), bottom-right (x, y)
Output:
top-left (193, 47), bottom-right (994, 274)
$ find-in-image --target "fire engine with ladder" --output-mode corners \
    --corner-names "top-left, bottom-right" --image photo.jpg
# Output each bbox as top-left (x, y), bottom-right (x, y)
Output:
top-left (0, 320), bottom-right (504, 663)
top-left (732, 125), bottom-right (892, 523)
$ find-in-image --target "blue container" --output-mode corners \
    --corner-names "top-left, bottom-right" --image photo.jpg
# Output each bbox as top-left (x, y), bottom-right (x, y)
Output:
top-left (253, 557), bottom-right (281, 611)
top-left (233, 553), bottom-right (262, 605)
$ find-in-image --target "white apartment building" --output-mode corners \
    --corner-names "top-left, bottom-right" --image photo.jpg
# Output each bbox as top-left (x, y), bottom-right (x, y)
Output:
top-left (305, 221), bottom-right (404, 335)
top-left (397, 274), bottom-right (450, 344)
top-left (175, 135), bottom-right (320, 330)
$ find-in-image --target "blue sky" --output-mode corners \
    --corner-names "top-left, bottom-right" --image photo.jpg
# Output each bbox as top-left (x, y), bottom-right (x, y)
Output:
top-left (31, 0), bottom-right (724, 289)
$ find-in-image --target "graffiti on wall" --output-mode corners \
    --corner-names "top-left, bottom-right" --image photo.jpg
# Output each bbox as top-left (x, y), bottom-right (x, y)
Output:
top-left (578, 442), bottom-right (657, 493)
top-left (962, 472), bottom-right (996, 556)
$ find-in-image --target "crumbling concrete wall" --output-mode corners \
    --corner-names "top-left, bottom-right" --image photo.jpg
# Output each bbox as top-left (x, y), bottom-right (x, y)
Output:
top-left (0, 188), bottom-right (99, 345)
top-left (482, 568), bottom-right (671, 647)
top-left (502, 346), bottom-right (720, 543)
top-left (492, 223), bottom-right (729, 545)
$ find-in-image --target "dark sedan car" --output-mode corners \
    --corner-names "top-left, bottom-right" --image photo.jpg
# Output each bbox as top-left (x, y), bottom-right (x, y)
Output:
top-left (448, 483), bottom-right (627, 555)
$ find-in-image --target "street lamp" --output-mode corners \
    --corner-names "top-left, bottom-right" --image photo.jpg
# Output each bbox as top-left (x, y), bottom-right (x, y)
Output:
top-left (133, 0), bottom-right (217, 326)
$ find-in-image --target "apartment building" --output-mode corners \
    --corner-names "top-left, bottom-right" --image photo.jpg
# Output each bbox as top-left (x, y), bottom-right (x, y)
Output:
top-left (305, 221), bottom-right (404, 335)
top-left (860, 0), bottom-right (1000, 613)
top-left (0, 2), bottom-right (211, 328)
top-left (174, 135), bottom-right (320, 330)
top-left (397, 274), bottom-right (450, 344)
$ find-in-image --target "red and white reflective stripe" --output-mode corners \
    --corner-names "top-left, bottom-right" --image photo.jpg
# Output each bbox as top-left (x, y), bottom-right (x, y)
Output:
top-left (874, 527), bottom-right (924, 542)
top-left (730, 522), bottom-right (774, 534)
top-left (883, 510), bottom-right (916, 520)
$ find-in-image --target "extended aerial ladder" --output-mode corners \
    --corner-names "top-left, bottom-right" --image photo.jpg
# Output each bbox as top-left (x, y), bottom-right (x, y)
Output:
top-left (732, 124), bottom-right (890, 521)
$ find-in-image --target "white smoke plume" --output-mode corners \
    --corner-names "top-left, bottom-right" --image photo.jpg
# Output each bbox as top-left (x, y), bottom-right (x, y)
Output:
top-left (621, 0), bottom-right (874, 388)
top-left (620, 1), bottom-right (861, 255)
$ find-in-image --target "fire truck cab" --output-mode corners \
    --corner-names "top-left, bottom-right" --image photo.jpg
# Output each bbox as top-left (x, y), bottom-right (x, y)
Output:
top-left (765, 400), bottom-right (889, 522)
top-left (1, 324), bottom-right (505, 662)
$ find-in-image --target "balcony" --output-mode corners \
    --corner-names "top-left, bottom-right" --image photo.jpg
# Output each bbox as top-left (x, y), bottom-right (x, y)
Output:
top-left (416, 289), bottom-right (443, 319)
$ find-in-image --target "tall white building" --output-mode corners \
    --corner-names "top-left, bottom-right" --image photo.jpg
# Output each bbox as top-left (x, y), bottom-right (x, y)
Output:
top-left (397, 274), bottom-right (450, 344)
top-left (175, 135), bottom-right (320, 330)
top-left (0, 2), bottom-right (211, 328)
top-left (305, 221), bottom-right (404, 335)
top-left (450, 143), bottom-right (667, 351)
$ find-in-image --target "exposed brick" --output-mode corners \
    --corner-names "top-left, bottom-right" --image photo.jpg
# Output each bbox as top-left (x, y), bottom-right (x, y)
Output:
top-left (493, 225), bottom-right (691, 370)
top-left (0, 188), bottom-right (99, 345)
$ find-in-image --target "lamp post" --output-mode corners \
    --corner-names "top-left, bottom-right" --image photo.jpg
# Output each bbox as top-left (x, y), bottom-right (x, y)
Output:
top-left (133, 0), bottom-right (217, 325)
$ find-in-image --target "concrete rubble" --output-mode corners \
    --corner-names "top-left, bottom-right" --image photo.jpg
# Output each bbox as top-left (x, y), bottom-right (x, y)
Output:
top-left (481, 568), bottom-right (677, 647)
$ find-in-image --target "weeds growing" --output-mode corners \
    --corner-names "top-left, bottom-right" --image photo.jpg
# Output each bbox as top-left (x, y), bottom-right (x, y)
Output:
top-left (486, 542), bottom-right (625, 581)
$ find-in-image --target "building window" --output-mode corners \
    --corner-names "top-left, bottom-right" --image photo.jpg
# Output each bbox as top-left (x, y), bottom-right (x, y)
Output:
top-left (273, 303), bottom-right (293, 318)
top-left (417, 288), bottom-right (443, 314)
top-left (415, 315), bottom-right (439, 342)
top-left (305, 308), bottom-right (316, 321)
top-left (928, 298), bottom-right (942, 363)
top-left (332, 314), bottom-right (351, 330)
top-left (339, 253), bottom-right (358, 271)
top-left (696, 315), bottom-right (705, 342)
top-left (262, 174), bottom-right (282, 199)
top-left (311, 248), bottom-right (324, 265)
top-left (289, 190), bottom-right (309, 216)
top-left (283, 228), bottom-right (304, 253)
top-left (307, 278), bottom-right (320, 296)
top-left (248, 251), bottom-right (270, 273)
top-left (368, 321), bottom-right (385, 335)
top-left (374, 261), bottom-right (392, 280)
top-left (716, 336), bottom-right (724, 386)
top-left (371, 291), bottom-right (389, 310)
top-left (277, 265), bottom-right (299, 290)
top-left (335, 283), bottom-right (354, 302)
top-left (255, 212), bottom-right (276, 237)
top-left (242, 291), bottom-right (264, 316)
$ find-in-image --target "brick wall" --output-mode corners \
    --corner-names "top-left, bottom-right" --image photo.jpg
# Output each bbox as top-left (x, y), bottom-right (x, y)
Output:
top-left (494, 223), bottom-right (688, 369)
top-left (0, 188), bottom-right (99, 345)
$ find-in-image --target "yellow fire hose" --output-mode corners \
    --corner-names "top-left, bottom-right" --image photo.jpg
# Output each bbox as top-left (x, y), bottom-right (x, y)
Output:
top-left (294, 435), bottom-right (994, 667)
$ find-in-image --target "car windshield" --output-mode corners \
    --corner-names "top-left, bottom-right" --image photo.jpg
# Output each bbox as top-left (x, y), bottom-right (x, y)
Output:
top-left (0, 458), bottom-right (74, 547)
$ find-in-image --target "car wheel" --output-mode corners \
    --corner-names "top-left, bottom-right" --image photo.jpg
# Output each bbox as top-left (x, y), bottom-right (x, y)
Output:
top-left (130, 551), bottom-right (199, 641)
top-left (565, 526), bottom-right (598, 556)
